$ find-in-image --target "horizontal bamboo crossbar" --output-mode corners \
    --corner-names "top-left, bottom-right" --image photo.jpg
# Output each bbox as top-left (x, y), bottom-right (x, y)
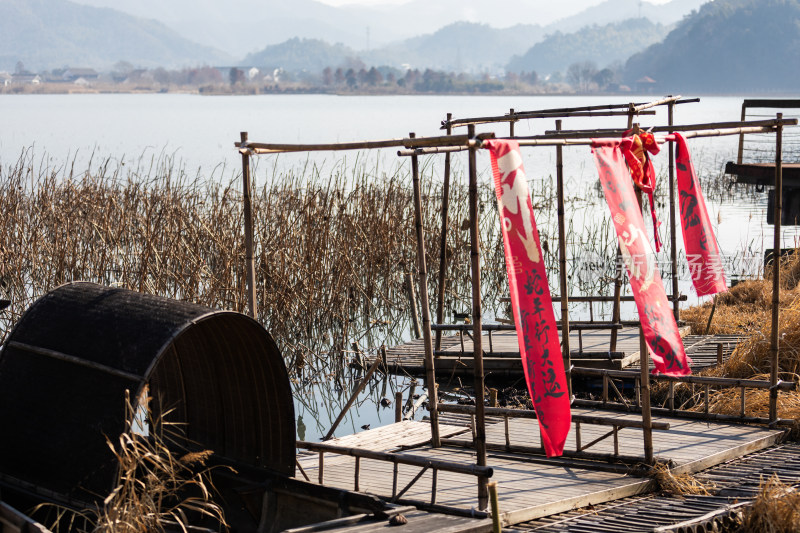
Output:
top-left (441, 438), bottom-right (655, 466)
top-left (553, 295), bottom-right (688, 303)
top-left (445, 109), bottom-right (657, 128)
top-left (441, 96), bottom-right (699, 129)
top-left (430, 322), bottom-right (624, 332)
top-left (433, 350), bottom-right (626, 359)
top-left (436, 403), bottom-right (670, 430)
top-left (296, 440), bottom-right (494, 478)
top-left (397, 145), bottom-right (470, 157)
top-left (236, 134), bottom-right (488, 155)
top-left (507, 123), bottom-right (796, 148)
top-left (572, 367), bottom-right (798, 391)
top-left (543, 118), bottom-right (799, 137)
top-left (632, 95), bottom-right (694, 112)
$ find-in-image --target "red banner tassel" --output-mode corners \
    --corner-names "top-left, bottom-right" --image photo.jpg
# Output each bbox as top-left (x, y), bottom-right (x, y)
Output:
top-left (621, 131), bottom-right (663, 251)
top-left (667, 133), bottom-right (728, 297)
top-left (592, 139), bottom-right (692, 376)
top-left (484, 139), bottom-right (571, 457)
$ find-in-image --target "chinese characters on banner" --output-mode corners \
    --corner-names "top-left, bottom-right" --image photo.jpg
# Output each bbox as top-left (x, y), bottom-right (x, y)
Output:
top-left (484, 139), bottom-right (571, 457)
top-left (592, 139), bottom-right (692, 376)
top-left (668, 133), bottom-right (727, 296)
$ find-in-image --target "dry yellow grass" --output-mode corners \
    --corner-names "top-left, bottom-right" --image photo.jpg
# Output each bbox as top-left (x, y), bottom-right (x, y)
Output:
top-left (651, 462), bottom-right (715, 497)
top-left (36, 389), bottom-right (229, 532)
top-left (739, 474), bottom-right (800, 533)
top-left (669, 253), bottom-right (800, 423)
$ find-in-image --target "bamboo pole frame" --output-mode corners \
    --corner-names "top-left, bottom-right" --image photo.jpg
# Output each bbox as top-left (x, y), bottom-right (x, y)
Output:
top-left (235, 109), bottom-right (794, 511)
top-left (668, 100), bottom-right (680, 321)
top-left (409, 132), bottom-right (441, 446)
top-left (467, 124), bottom-right (490, 510)
top-left (770, 114), bottom-right (784, 422)
top-left (434, 115), bottom-right (453, 352)
top-left (240, 131), bottom-right (257, 319)
top-left (555, 120), bottom-right (572, 397)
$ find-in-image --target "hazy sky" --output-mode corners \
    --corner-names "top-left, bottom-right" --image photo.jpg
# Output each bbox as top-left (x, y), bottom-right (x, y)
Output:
top-left (318, 0), bottom-right (673, 5)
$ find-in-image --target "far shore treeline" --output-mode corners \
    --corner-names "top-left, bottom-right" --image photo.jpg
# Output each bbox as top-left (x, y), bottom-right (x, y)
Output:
top-left (2, 0), bottom-right (799, 95)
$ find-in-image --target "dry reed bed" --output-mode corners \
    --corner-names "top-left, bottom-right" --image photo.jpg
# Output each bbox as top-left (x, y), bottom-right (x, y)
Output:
top-left (670, 255), bottom-right (800, 421)
top-left (0, 151), bottom-right (519, 372)
top-left (0, 149), bottom-right (681, 375)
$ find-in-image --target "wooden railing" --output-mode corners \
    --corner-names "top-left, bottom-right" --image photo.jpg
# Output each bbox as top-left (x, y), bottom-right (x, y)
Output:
top-left (296, 440), bottom-right (493, 508)
top-left (436, 404), bottom-right (669, 464)
top-left (572, 366), bottom-right (798, 426)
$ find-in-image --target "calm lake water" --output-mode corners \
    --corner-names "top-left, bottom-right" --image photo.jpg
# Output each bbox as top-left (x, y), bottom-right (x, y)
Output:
top-left (2, 93), bottom-right (797, 441)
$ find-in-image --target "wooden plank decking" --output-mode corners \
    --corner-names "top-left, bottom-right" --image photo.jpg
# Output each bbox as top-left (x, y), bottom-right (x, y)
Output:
top-left (297, 412), bottom-right (785, 529)
top-left (384, 328), bottom-right (745, 377)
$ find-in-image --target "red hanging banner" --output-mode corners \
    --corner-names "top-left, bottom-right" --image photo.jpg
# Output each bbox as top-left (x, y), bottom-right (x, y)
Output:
top-left (484, 139), bottom-right (571, 457)
top-left (592, 139), bottom-right (692, 376)
top-left (668, 133), bottom-right (727, 297)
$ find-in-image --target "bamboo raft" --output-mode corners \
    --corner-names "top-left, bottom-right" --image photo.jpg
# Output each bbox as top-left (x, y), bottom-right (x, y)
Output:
top-left (383, 328), bottom-right (747, 377)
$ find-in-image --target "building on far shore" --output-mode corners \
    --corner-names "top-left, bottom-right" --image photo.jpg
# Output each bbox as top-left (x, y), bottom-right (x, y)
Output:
top-left (11, 73), bottom-right (40, 85)
top-left (62, 68), bottom-right (99, 82)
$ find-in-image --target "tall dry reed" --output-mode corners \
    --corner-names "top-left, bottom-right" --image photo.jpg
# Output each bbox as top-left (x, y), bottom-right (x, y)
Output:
top-left (35, 389), bottom-right (228, 532)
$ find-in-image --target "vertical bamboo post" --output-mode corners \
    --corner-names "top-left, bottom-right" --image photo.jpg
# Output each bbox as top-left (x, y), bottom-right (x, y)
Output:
top-left (395, 391), bottom-right (403, 423)
top-left (737, 102), bottom-right (747, 164)
top-left (410, 132), bottom-right (441, 446)
top-left (405, 271), bottom-right (422, 339)
top-left (633, 122), bottom-right (654, 463)
top-left (240, 132), bottom-right (257, 319)
top-left (668, 100), bottom-right (680, 321)
top-left (468, 124), bottom-right (489, 510)
top-left (611, 107), bottom-right (637, 351)
top-left (556, 120), bottom-right (572, 397)
top-left (769, 114), bottom-right (783, 423)
top-left (489, 481), bottom-right (502, 533)
top-left (609, 103), bottom-right (636, 352)
top-left (509, 108), bottom-right (515, 138)
top-left (435, 114), bottom-right (453, 352)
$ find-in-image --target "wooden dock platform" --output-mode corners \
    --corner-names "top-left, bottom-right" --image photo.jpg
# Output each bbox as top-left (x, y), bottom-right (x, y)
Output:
top-left (519, 442), bottom-right (800, 532)
top-left (384, 328), bottom-right (746, 378)
top-left (297, 410), bottom-right (785, 530)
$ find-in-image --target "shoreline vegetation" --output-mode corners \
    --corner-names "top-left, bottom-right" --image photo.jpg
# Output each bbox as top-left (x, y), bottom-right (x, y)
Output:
top-left (3, 81), bottom-right (796, 97)
top-left (0, 80), bottom-right (577, 97)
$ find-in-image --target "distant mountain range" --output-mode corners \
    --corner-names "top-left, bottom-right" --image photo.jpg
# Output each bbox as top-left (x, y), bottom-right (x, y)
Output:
top-left (360, 22), bottom-right (546, 74)
top-left (20, 0), bottom-right (789, 94)
top-left (67, 0), bottom-right (706, 59)
top-left (554, 0), bottom-right (706, 32)
top-left (70, 0), bottom-right (602, 56)
top-left (507, 18), bottom-right (670, 76)
top-left (624, 0), bottom-right (800, 92)
top-left (0, 0), bottom-right (230, 71)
